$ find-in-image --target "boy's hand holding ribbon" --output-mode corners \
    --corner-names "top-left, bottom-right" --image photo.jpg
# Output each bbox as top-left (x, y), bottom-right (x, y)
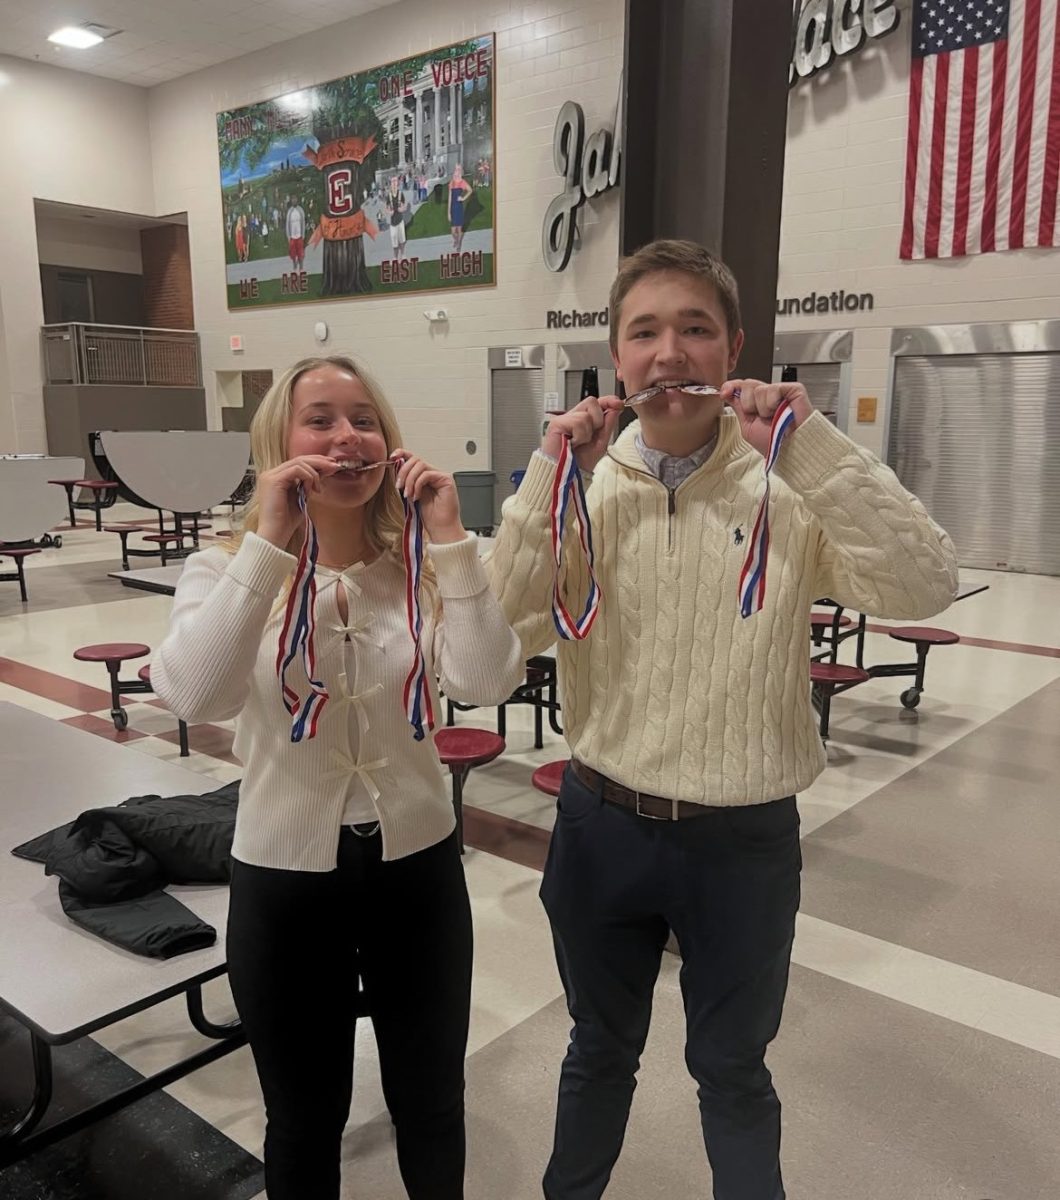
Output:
top-left (542, 395), bottom-right (625, 473)
top-left (720, 379), bottom-right (814, 458)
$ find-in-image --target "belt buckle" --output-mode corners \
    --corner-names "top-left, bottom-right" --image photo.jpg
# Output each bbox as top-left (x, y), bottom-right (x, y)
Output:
top-left (634, 793), bottom-right (678, 821)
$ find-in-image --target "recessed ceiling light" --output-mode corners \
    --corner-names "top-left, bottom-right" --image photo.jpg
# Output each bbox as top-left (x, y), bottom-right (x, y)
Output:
top-left (48, 27), bottom-right (105, 49)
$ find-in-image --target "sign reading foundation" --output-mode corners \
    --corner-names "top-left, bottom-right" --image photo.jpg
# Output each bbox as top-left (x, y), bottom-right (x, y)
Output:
top-left (775, 290), bottom-right (874, 316)
top-left (216, 35), bottom-right (495, 309)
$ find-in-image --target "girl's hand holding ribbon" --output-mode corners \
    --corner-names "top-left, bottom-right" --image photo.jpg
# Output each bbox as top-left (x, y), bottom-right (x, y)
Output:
top-left (542, 395), bottom-right (625, 472)
top-left (719, 379), bottom-right (814, 459)
top-left (391, 450), bottom-right (465, 543)
top-left (257, 454), bottom-right (345, 548)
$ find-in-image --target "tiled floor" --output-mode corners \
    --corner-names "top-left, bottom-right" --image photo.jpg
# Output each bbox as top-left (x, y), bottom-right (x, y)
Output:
top-left (2, 504), bottom-right (1059, 1198)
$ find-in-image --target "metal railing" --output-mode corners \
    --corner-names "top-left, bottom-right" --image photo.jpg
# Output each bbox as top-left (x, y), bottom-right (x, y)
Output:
top-left (41, 323), bottom-right (203, 388)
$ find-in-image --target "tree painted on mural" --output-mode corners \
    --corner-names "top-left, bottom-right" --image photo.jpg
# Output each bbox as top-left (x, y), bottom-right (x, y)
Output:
top-left (310, 74), bottom-right (384, 295)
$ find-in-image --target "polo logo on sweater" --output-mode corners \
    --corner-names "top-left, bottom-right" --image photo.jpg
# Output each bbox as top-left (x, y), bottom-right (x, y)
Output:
top-left (733, 527), bottom-right (744, 546)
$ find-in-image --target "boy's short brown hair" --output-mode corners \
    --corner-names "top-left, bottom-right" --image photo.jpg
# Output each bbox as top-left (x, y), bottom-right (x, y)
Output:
top-left (608, 239), bottom-right (742, 351)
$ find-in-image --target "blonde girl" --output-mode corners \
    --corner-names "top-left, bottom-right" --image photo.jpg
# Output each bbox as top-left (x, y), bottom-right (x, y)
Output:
top-left (154, 354), bottom-right (523, 1200)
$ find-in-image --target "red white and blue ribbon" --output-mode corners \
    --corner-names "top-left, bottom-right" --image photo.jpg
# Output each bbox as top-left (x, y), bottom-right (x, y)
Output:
top-left (400, 493), bottom-right (435, 741)
top-left (277, 473), bottom-right (433, 743)
top-left (276, 488), bottom-right (329, 742)
top-left (549, 435), bottom-right (601, 640)
top-left (738, 398), bottom-right (798, 619)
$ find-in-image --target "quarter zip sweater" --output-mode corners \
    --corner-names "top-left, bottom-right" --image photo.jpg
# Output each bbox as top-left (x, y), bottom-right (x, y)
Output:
top-left (485, 411), bottom-right (958, 806)
top-left (153, 532), bottom-right (524, 870)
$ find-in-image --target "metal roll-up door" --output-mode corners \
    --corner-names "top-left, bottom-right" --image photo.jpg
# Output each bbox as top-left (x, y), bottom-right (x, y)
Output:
top-left (490, 366), bottom-right (544, 522)
top-left (790, 363), bottom-right (841, 425)
top-left (888, 353), bottom-right (1060, 575)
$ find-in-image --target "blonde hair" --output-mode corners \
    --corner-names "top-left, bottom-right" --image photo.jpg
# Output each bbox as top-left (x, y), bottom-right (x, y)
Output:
top-left (224, 355), bottom-right (435, 599)
top-left (608, 239), bottom-right (741, 352)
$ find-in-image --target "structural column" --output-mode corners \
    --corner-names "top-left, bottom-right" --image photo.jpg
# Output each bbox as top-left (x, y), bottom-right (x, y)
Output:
top-left (620, 0), bottom-right (790, 380)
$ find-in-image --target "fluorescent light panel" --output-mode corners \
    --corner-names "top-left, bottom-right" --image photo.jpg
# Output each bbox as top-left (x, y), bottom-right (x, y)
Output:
top-left (48, 26), bottom-right (105, 49)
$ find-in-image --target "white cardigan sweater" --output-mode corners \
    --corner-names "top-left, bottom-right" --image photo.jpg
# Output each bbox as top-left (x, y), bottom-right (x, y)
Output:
top-left (153, 532), bottom-right (524, 869)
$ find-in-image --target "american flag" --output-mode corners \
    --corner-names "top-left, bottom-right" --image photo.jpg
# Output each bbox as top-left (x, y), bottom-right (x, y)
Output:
top-left (900, 0), bottom-right (1060, 259)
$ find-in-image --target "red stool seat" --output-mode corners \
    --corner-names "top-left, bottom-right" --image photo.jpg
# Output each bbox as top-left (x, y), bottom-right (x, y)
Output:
top-left (809, 612), bottom-right (853, 629)
top-left (137, 664), bottom-right (152, 684)
top-left (434, 727), bottom-right (505, 854)
top-left (74, 642), bottom-right (151, 664)
top-left (0, 548), bottom-right (40, 559)
top-left (141, 533), bottom-right (185, 543)
top-left (104, 525), bottom-right (147, 534)
top-left (810, 662), bottom-right (869, 741)
top-left (809, 663), bottom-right (869, 686)
top-left (887, 626), bottom-right (960, 646)
top-left (434, 727), bottom-right (505, 768)
top-left (532, 760), bottom-right (569, 797)
top-left (73, 479), bottom-right (117, 491)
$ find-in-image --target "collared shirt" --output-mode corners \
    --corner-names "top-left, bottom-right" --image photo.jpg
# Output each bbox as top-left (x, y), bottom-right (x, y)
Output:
top-left (635, 432), bottom-right (717, 489)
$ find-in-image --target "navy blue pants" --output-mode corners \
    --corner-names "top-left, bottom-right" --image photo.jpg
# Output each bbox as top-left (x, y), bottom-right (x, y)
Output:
top-left (540, 768), bottom-right (801, 1200)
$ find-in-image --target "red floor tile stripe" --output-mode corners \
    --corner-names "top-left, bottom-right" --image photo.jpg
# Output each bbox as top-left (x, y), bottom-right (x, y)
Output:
top-left (0, 658), bottom-right (114, 712)
top-left (462, 804), bottom-right (550, 872)
top-left (157, 722), bottom-right (240, 764)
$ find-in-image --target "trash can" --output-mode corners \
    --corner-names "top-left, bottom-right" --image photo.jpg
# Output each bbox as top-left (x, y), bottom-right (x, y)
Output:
top-left (453, 471), bottom-right (496, 532)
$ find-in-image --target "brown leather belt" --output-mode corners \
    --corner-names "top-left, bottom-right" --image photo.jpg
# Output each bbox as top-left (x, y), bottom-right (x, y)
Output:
top-left (571, 760), bottom-right (715, 821)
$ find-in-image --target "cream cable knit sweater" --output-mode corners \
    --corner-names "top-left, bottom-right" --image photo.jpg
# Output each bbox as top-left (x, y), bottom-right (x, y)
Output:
top-left (485, 411), bottom-right (959, 806)
top-left (153, 532), bottom-right (524, 869)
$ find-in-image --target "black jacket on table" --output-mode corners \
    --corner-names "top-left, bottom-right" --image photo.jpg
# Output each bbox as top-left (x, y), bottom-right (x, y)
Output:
top-left (12, 782), bottom-right (239, 959)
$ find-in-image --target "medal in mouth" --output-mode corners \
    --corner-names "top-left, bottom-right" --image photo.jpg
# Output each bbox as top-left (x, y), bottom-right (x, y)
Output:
top-left (333, 459), bottom-right (399, 474)
top-left (622, 380), bottom-right (721, 408)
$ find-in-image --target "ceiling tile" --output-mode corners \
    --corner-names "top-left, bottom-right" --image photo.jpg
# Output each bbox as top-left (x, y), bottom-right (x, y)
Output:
top-left (0, 0), bottom-right (406, 85)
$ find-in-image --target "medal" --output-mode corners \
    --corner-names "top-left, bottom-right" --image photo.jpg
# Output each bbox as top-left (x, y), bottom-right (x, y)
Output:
top-left (622, 380), bottom-right (720, 408)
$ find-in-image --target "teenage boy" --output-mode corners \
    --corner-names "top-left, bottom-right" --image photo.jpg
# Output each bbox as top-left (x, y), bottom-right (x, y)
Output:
top-left (484, 239), bottom-right (958, 1200)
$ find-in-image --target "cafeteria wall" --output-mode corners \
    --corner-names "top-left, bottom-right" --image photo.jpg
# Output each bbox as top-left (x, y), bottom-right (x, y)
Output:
top-left (147, 0), bottom-right (624, 470)
top-left (0, 55), bottom-right (155, 452)
top-left (1, 0), bottom-right (623, 463)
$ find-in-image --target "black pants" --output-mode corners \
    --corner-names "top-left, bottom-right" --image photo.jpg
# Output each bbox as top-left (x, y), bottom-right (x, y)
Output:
top-left (226, 828), bottom-right (473, 1200)
top-left (540, 768), bottom-right (801, 1200)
